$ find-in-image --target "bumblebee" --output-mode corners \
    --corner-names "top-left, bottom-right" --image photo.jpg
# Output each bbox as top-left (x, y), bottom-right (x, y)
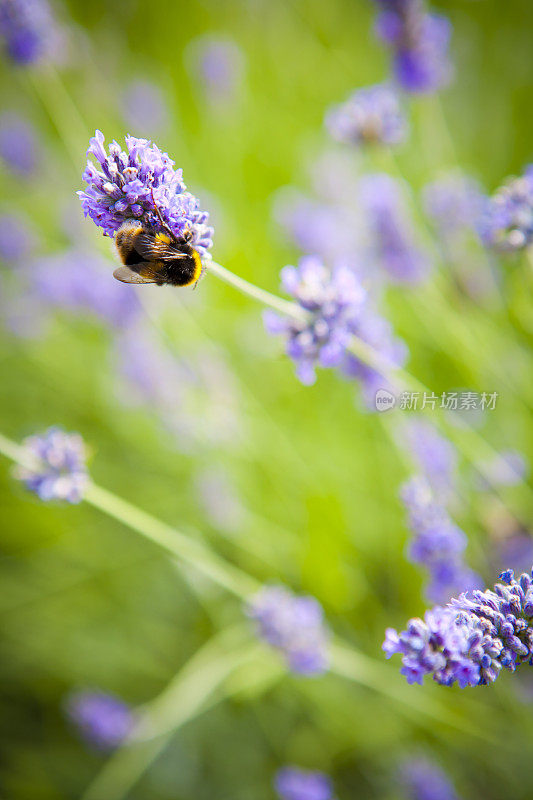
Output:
top-left (113, 193), bottom-right (203, 287)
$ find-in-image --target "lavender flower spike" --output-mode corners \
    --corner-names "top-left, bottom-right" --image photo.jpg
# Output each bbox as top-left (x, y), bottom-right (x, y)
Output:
top-left (247, 585), bottom-right (330, 676)
top-left (78, 130), bottom-right (213, 260)
top-left (0, 0), bottom-right (59, 65)
top-left (65, 690), bottom-right (135, 751)
top-left (399, 757), bottom-right (460, 800)
top-left (275, 767), bottom-right (334, 800)
top-left (384, 568), bottom-right (533, 687)
top-left (0, 111), bottom-right (39, 176)
top-left (479, 165), bottom-right (533, 252)
top-left (373, 0), bottom-right (453, 94)
top-left (14, 426), bottom-right (88, 503)
top-left (326, 83), bottom-right (408, 147)
top-left (263, 256), bottom-right (367, 386)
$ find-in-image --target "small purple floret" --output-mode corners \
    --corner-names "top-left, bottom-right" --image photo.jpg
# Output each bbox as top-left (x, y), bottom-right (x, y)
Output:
top-left (65, 690), bottom-right (135, 751)
top-left (479, 166), bottom-right (533, 252)
top-left (325, 83), bottom-right (408, 147)
top-left (274, 767), bottom-right (333, 800)
top-left (247, 585), bottom-right (330, 676)
top-left (14, 426), bottom-right (88, 503)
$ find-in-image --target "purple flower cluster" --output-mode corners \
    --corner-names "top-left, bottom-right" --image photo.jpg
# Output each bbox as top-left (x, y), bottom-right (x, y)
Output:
top-left (373, 0), bottom-right (453, 93)
top-left (65, 690), bottom-right (135, 751)
top-left (274, 767), bottom-right (333, 800)
top-left (78, 131), bottom-right (213, 259)
top-left (359, 173), bottom-right (430, 284)
top-left (0, 111), bottom-right (39, 175)
top-left (264, 256), bottom-right (366, 386)
top-left (479, 166), bottom-right (533, 252)
top-left (384, 568), bottom-right (533, 687)
top-left (246, 585), bottom-right (330, 676)
top-left (325, 83), bottom-right (408, 147)
top-left (264, 256), bottom-right (406, 403)
top-left (0, 0), bottom-right (58, 65)
top-left (401, 476), bottom-right (481, 603)
top-left (14, 426), bottom-right (89, 503)
top-left (399, 757), bottom-right (459, 800)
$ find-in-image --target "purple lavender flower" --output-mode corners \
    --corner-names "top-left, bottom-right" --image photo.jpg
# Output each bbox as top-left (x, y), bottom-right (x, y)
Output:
top-left (275, 767), bottom-right (333, 800)
top-left (0, 0), bottom-right (58, 65)
top-left (14, 426), bottom-right (89, 503)
top-left (384, 568), bottom-right (533, 687)
top-left (263, 256), bottom-right (367, 386)
top-left (423, 173), bottom-right (483, 240)
top-left (247, 585), bottom-right (330, 676)
top-left (0, 111), bottom-right (39, 175)
top-left (187, 35), bottom-right (245, 105)
top-left (479, 166), bottom-right (533, 252)
top-left (65, 690), bottom-right (135, 751)
top-left (359, 173), bottom-right (430, 284)
top-left (31, 248), bottom-right (141, 328)
top-left (399, 757), bottom-right (459, 800)
top-left (400, 476), bottom-right (481, 603)
top-left (402, 418), bottom-right (457, 496)
top-left (272, 189), bottom-right (364, 266)
top-left (78, 131), bottom-right (213, 260)
top-left (374, 1), bottom-right (453, 93)
top-left (326, 83), bottom-right (408, 147)
top-left (121, 79), bottom-right (169, 137)
top-left (0, 211), bottom-right (37, 262)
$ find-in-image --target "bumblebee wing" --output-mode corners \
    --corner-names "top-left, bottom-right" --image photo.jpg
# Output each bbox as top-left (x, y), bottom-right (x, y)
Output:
top-left (135, 233), bottom-right (188, 262)
top-left (113, 265), bottom-right (160, 284)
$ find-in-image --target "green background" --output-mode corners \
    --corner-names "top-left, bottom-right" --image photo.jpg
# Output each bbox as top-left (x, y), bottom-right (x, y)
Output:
top-left (1, 0), bottom-right (533, 798)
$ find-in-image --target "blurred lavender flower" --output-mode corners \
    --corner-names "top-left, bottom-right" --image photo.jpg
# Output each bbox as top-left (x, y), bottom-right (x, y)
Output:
top-left (32, 249), bottom-right (141, 328)
top-left (78, 130), bottom-right (213, 260)
top-left (479, 166), bottom-right (533, 252)
top-left (474, 450), bottom-right (529, 490)
top-left (399, 757), bottom-right (459, 800)
top-left (14, 426), bottom-right (88, 503)
top-left (423, 173), bottom-right (483, 241)
top-left (187, 35), bottom-right (245, 106)
top-left (373, 0), bottom-right (453, 93)
top-left (0, 211), bottom-right (37, 262)
top-left (402, 418), bottom-right (457, 496)
top-left (0, 0), bottom-right (59, 65)
top-left (272, 189), bottom-right (363, 266)
top-left (326, 83), bottom-right (408, 147)
top-left (275, 767), bottom-right (334, 800)
top-left (0, 111), bottom-right (39, 175)
top-left (384, 568), bottom-right (533, 687)
top-left (247, 585), bottom-right (330, 675)
top-left (401, 476), bottom-right (481, 603)
top-left (65, 690), bottom-right (134, 751)
top-left (497, 534), bottom-right (533, 578)
top-left (263, 256), bottom-right (367, 386)
top-left (195, 467), bottom-right (245, 532)
top-left (114, 325), bottom-right (242, 452)
top-left (121, 79), bottom-right (169, 137)
top-left (359, 173), bottom-right (430, 284)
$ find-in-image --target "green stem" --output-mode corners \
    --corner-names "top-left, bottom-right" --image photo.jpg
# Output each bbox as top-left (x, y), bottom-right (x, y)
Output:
top-left (81, 628), bottom-right (269, 800)
top-left (0, 433), bottom-right (258, 600)
top-left (209, 261), bottom-right (307, 320)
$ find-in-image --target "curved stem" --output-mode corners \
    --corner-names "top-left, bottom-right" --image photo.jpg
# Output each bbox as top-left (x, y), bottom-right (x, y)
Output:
top-left (208, 261), bottom-right (307, 320)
